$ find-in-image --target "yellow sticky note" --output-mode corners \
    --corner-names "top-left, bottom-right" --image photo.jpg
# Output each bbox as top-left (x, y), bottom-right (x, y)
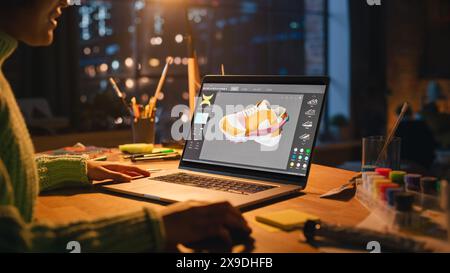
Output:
top-left (253, 219), bottom-right (282, 233)
top-left (119, 143), bottom-right (154, 154)
top-left (255, 209), bottom-right (320, 231)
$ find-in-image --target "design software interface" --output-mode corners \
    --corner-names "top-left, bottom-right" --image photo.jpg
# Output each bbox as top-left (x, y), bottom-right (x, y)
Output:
top-left (182, 83), bottom-right (326, 177)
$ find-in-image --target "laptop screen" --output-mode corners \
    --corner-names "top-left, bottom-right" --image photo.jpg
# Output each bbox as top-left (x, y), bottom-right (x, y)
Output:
top-left (182, 82), bottom-right (327, 177)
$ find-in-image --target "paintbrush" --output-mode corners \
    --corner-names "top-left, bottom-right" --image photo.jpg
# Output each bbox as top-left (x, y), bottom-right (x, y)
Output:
top-left (148, 56), bottom-right (174, 116)
top-left (131, 97), bottom-right (140, 122)
top-left (109, 77), bottom-right (133, 116)
top-left (320, 102), bottom-right (409, 199)
top-left (375, 102), bottom-right (409, 165)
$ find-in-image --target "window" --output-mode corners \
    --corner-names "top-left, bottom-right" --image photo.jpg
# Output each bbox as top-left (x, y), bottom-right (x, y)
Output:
top-left (76, 0), bottom-right (327, 136)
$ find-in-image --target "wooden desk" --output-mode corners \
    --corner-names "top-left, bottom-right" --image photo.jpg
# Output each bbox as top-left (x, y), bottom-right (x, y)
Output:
top-left (35, 156), bottom-right (369, 253)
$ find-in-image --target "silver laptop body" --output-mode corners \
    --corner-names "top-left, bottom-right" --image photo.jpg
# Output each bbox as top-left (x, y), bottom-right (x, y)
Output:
top-left (101, 76), bottom-right (329, 209)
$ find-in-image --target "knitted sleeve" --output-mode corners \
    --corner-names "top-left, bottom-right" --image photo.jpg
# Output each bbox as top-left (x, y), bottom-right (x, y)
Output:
top-left (0, 206), bottom-right (166, 253)
top-left (35, 155), bottom-right (91, 192)
top-left (0, 158), bottom-right (14, 206)
top-left (0, 97), bottom-right (14, 206)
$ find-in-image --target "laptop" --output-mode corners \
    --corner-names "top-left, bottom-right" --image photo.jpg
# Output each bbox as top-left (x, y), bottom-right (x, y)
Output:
top-left (102, 76), bottom-right (329, 208)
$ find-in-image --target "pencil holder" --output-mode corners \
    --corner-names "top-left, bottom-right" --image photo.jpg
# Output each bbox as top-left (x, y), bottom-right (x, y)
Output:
top-left (132, 112), bottom-right (156, 144)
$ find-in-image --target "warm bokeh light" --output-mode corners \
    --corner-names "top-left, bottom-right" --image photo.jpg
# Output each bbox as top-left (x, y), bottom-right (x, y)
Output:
top-left (84, 65), bottom-right (96, 78)
top-left (150, 36), bottom-right (163, 46)
top-left (175, 34), bottom-right (184, 43)
top-left (125, 78), bottom-right (135, 89)
top-left (139, 77), bottom-right (151, 86)
top-left (174, 57), bottom-right (182, 65)
top-left (148, 58), bottom-right (160, 67)
top-left (83, 47), bottom-right (91, 55)
top-left (124, 57), bottom-right (134, 68)
top-left (98, 63), bottom-right (109, 73)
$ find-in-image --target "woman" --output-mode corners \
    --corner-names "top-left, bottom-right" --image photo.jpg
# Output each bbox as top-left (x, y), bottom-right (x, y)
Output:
top-left (0, 0), bottom-right (251, 252)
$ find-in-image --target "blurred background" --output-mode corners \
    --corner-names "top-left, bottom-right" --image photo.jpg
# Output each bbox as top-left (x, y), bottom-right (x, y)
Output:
top-left (3, 0), bottom-right (449, 177)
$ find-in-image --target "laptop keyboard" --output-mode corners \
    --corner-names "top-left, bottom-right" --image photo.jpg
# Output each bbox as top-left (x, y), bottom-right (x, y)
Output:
top-left (151, 173), bottom-right (275, 195)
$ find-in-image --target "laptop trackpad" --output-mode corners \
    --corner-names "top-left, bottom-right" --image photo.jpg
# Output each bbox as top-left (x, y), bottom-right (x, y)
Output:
top-left (104, 178), bottom-right (239, 203)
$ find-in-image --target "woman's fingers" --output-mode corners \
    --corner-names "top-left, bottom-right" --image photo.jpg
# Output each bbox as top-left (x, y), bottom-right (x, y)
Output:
top-left (100, 167), bottom-right (133, 182)
top-left (186, 227), bottom-right (233, 252)
top-left (161, 200), bottom-right (252, 251)
top-left (204, 202), bottom-right (251, 234)
top-left (122, 170), bottom-right (143, 177)
top-left (87, 161), bottom-right (150, 182)
top-left (104, 164), bottom-right (151, 177)
top-left (224, 213), bottom-right (251, 234)
top-left (206, 201), bottom-right (244, 220)
top-left (216, 227), bottom-right (233, 249)
top-left (196, 203), bottom-right (252, 247)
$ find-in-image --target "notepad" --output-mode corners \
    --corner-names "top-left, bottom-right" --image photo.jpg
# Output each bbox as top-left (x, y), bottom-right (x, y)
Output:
top-left (255, 209), bottom-right (320, 231)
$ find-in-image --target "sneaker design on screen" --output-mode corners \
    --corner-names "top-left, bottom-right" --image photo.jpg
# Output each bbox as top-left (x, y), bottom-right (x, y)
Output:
top-left (219, 100), bottom-right (289, 147)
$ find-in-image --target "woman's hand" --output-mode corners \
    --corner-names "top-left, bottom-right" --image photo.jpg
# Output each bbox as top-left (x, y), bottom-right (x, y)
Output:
top-left (160, 201), bottom-right (252, 252)
top-left (87, 161), bottom-right (150, 182)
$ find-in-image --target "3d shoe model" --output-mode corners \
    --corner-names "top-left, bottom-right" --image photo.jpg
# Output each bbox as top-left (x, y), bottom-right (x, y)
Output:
top-left (307, 99), bottom-right (318, 106)
top-left (305, 109), bottom-right (316, 116)
top-left (302, 121), bottom-right (313, 129)
top-left (219, 100), bottom-right (289, 147)
top-left (299, 134), bottom-right (311, 141)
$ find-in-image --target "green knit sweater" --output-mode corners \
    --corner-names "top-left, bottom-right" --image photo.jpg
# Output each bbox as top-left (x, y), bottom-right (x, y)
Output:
top-left (0, 31), bottom-right (165, 252)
